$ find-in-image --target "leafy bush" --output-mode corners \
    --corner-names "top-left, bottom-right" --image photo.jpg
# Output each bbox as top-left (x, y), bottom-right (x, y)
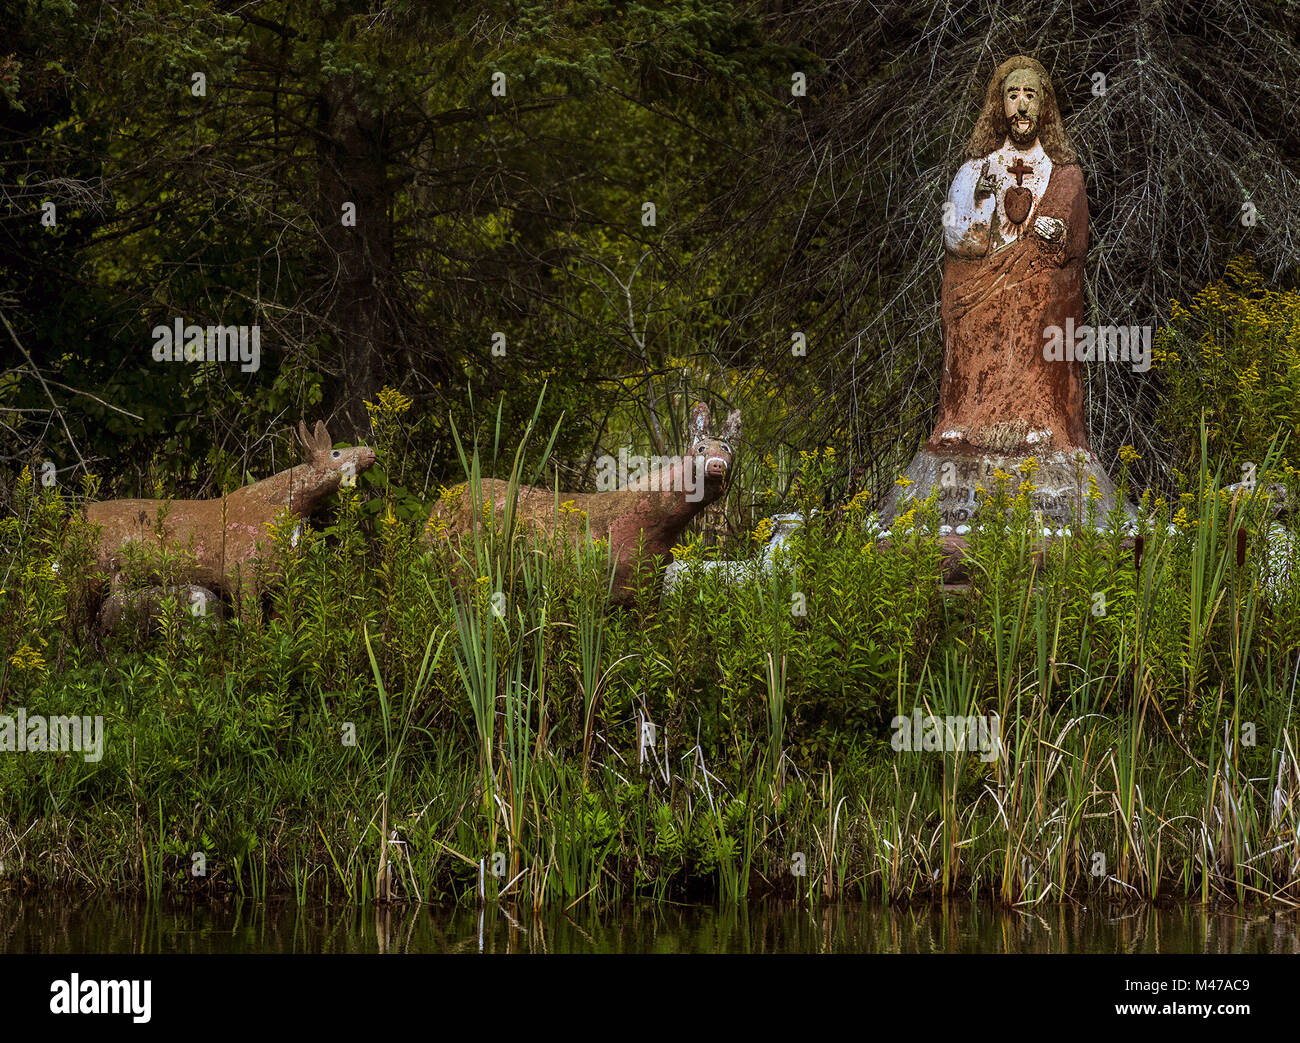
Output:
top-left (1155, 254), bottom-right (1300, 486)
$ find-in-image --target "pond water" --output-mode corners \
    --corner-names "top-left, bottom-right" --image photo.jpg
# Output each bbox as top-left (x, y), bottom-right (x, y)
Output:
top-left (3, 898), bottom-right (1298, 954)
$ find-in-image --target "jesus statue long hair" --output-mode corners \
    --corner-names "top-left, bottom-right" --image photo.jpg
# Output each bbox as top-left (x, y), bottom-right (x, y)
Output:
top-left (964, 55), bottom-right (1079, 164)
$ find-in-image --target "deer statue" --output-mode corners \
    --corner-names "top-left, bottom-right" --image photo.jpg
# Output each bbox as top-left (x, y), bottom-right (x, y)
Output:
top-left (663, 511), bottom-right (805, 597)
top-left (429, 402), bottom-right (741, 603)
top-left (85, 420), bottom-right (376, 599)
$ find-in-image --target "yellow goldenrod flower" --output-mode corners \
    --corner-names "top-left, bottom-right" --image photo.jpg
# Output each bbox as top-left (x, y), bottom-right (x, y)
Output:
top-left (671, 539), bottom-right (699, 561)
top-left (364, 386), bottom-right (413, 421)
top-left (8, 644), bottom-right (46, 674)
top-left (845, 489), bottom-right (872, 520)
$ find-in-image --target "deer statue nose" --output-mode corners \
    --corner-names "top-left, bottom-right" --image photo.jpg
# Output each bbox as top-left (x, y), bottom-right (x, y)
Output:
top-left (705, 457), bottom-right (727, 478)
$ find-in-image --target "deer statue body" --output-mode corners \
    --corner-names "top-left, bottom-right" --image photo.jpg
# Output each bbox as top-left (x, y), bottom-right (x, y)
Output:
top-left (429, 403), bottom-right (741, 603)
top-left (85, 421), bottom-right (375, 597)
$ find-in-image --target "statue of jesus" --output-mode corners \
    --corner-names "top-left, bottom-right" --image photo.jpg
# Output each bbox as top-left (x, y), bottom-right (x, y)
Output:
top-left (880, 55), bottom-right (1129, 529)
top-left (937, 54), bottom-right (1087, 453)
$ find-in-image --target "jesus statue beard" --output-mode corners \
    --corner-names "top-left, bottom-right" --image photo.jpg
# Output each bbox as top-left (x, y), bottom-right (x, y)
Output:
top-left (1008, 122), bottom-right (1037, 149)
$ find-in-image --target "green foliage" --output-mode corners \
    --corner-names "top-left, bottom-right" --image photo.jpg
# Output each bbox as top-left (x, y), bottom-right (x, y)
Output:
top-left (2, 0), bottom-right (799, 499)
top-left (1155, 255), bottom-right (1300, 486)
top-left (3, 418), bottom-right (1300, 905)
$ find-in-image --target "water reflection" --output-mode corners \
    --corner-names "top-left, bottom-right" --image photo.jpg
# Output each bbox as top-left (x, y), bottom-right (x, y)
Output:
top-left (1, 898), bottom-right (1296, 954)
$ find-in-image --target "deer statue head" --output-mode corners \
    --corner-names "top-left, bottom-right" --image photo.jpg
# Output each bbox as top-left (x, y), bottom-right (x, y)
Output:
top-left (291, 420), bottom-right (377, 514)
top-left (684, 401), bottom-right (742, 497)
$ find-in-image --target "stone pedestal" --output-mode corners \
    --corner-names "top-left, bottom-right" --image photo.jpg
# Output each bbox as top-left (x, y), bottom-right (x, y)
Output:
top-left (877, 446), bottom-right (1133, 529)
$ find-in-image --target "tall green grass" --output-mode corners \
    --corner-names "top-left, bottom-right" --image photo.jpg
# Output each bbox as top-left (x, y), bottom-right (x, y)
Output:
top-left (2, 428), bottom-right (1299, 908)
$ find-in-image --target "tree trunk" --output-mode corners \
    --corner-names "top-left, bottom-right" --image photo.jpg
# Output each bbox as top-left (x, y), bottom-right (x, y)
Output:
top-left (316, 76), bottom-right (395, 439)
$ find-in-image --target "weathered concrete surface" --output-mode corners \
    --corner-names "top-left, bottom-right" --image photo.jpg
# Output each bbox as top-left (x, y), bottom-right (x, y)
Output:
top-left (97, 583), bottom-right (221, 636)
top-left (878, 447), bottom-right (1133, 529)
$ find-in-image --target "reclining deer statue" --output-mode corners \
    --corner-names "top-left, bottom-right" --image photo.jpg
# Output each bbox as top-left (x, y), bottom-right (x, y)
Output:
top-left (663, 511), bottom-right (805, 596)
top-left (429, 402), bottom-right (741, 603)
top-left (86, 420), bottom-right (376, 603)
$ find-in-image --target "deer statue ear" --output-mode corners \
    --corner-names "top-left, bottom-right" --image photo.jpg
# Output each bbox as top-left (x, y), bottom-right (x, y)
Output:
top-left (312, 421), bottom-right (330, 452)
top-left (297, 421), bottom-right (312, 453)
top-left (720, 409), bottom-right (742, 442)
top-left (689, 402), bottom-right (711, 440)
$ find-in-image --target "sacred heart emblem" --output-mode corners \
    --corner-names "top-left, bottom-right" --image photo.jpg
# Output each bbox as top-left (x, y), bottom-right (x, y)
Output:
top-left (1004, 186), bottom-right (1033, 225)
top-left (1003, 156), bottom-right (1035, 225)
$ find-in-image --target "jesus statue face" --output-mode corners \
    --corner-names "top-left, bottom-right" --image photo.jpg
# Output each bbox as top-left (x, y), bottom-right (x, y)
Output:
top-left (1003, 68), bottom-right (1042, 148)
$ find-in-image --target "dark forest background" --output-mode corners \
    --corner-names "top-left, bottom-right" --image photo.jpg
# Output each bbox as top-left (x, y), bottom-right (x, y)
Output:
top-left (4, 0), bottom-right (1299, 520)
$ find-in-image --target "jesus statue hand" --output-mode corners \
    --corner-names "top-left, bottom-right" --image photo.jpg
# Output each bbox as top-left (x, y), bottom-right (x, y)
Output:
top-left (974, 160), bottom-right (997, 201)
top-left (1033, 215), bottom-right (1065, 243)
